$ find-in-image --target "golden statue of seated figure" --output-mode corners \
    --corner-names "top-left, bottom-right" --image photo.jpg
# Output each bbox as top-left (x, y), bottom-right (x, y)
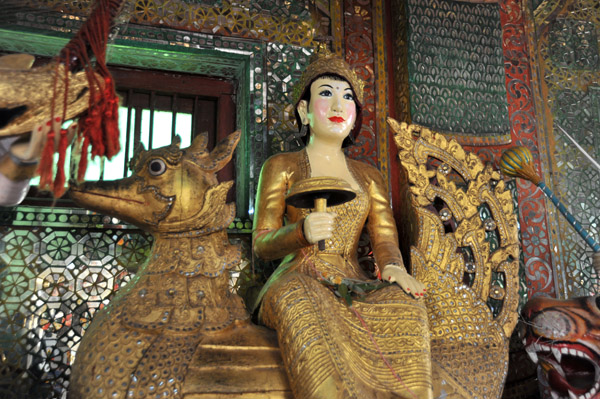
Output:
top-left (251, 47), bottom-right (520, 398)
top-left (68, 48), bottom-right (520, 399)
top-left (252, 49), bottom-right (432, 398)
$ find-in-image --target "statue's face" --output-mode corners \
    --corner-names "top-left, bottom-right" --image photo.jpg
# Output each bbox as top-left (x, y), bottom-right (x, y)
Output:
top-left (302, 77), bottom-right (356, 144)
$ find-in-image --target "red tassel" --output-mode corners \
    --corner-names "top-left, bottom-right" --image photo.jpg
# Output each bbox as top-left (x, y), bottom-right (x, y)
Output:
top-left (37, 131), bottom-right (56, 191)
top-left (101, 77), bottom-right (120, 158)
top-left (82, 106), bottom-right (105, 158)
top-left (53, 129), bottom-right (69, 197)
top-left (41, 0), bottom-right (124, 197)
top-left (78, 135), bottom-right (91, 182)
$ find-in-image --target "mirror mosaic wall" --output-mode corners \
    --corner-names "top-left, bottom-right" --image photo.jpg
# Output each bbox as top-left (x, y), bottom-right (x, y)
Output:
top-left (530, 0), bottom-right (600, 297)
top-left (0, 1), bottom-right (323, 396)
top-left (1, 0), bottom-right (598, 398)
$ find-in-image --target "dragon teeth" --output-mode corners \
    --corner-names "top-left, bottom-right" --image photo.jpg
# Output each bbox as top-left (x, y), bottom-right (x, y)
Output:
top-left (528, 344), bottom-right (600, 399)
top-left (593, 380), bottom-right (600, 399)
top-left (552, 347), bottom-right (562, 363)
top-left (526, 346), bottom-right (538, 363)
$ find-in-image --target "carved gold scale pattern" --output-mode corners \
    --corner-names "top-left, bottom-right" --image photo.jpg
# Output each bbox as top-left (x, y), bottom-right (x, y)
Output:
top-left (390, 118), bottom-right (520, 398)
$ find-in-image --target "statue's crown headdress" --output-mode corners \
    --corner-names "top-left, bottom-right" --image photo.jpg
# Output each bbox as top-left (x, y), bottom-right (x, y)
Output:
top-left (291, 43), bottom-right (365, 106)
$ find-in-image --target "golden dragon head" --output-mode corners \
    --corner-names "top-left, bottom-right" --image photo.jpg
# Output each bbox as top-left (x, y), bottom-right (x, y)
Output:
top-left (70, 130), bottom-right (241, 234)
top-left (0, 54), bottom-right (92, 137)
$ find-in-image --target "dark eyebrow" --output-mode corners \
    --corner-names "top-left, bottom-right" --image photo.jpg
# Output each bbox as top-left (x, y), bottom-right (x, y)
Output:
top-left (317, 83), bottom-right (352, 91)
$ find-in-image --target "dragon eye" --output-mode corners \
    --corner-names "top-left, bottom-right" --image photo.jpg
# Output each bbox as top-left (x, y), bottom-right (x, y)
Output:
top-left (148, 159), bottom-right (167, 176)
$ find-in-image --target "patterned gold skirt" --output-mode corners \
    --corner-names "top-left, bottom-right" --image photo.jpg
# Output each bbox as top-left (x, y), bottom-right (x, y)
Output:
top-left (261, 271), bottom-right (433, 399)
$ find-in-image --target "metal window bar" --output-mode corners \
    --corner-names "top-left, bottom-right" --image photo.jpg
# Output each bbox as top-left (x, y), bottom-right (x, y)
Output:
top-left (113, 89), bottom-right (214, 180)
top-left (133, 94), bottom-right (143, 157)
top-left (171, 93), bottom-right (178, 142)
top-left (192, 96), bottom-right (199, 140)
top-left (148, 91), bottom-right (156, 152)
top-left (123, 89), bottom-right (133, 178)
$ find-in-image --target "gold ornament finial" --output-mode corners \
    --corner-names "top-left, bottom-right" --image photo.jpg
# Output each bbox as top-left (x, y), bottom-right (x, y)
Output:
top-left (310, 42), bottom-right (333, 61)
top-left (499, 146), bottom-right (542, 185)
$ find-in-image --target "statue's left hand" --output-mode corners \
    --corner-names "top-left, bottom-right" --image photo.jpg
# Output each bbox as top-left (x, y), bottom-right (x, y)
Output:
top-left (381, 264), bottom-right (426, 298)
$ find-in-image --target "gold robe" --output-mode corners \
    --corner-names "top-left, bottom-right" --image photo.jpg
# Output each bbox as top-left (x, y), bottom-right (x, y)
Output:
top-left (253, 149), bottom-right (432, 399)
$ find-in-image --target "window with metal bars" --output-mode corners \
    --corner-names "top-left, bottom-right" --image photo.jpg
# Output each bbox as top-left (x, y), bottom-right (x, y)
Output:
top-left (26, 65), bottom-right (237, 203)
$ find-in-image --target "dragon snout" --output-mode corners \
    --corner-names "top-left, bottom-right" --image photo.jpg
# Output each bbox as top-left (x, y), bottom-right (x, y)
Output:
top-left (70, 176), bottom-right (137, 194)
top-left (69, 177), bottom-right (143, 210)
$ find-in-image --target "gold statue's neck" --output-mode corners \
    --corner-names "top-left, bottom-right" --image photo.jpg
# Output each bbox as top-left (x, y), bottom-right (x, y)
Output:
top-left (158, 223), bottom-right (231, 239)
top-left (143, 229), bottom-right (235, 278)
top-left (156, 226), bottom-right (227, 243)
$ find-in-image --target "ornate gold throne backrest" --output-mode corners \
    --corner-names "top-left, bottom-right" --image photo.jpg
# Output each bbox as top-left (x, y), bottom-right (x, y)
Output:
top-left (389, 118), bottom-right (520, 398)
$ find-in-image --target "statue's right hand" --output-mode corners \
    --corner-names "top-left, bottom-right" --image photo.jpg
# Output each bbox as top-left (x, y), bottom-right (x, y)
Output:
top-left (303, 212), bottom-right (336, 244)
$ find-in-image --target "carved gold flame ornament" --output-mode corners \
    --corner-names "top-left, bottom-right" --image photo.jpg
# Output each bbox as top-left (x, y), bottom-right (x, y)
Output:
top-left (390, 118), bottom-right (520, 398)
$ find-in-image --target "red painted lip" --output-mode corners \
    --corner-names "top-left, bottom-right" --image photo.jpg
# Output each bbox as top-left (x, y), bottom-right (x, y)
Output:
top-left (328, 116), bottom-right (345, 123)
